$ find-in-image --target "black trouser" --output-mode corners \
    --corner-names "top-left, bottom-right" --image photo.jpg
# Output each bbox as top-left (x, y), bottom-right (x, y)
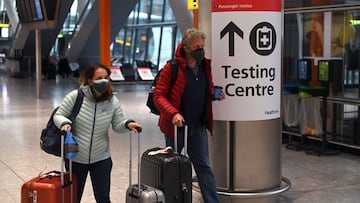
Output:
top-left (66, 158), bottom-right (113, 203)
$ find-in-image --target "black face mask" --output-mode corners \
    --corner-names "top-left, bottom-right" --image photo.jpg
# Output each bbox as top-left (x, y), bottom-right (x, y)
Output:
top-left (190, 48), bottom-right (205, 63)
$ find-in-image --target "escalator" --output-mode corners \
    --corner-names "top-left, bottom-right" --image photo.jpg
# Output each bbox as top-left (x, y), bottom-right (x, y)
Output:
top-left (66, 0), bottom-right (139, 66)
top-left (5, 0), bottom-right (166, 77)
top-left (3, 0), bottom-right (74, 76)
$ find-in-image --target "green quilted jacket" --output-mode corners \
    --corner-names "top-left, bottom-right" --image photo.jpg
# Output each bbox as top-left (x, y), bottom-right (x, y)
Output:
top-left (54, 85), bottom-right (132, 164)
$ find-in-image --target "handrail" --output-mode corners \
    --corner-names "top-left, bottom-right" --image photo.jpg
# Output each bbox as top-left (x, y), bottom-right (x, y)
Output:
top-left (284, 3), bottom-right (360, 14)
top-left (62, 0), bottom-right (95, 54)
top-left (71, 0), bottom-right (95, 36)
top-left (325, 97), bottom-right (360, 106)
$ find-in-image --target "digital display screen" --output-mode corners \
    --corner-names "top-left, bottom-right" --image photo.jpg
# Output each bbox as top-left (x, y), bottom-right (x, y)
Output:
top-left (318, 60), bottom-right (329, 82)
top-left (297, 59), bottom-right (311, 81)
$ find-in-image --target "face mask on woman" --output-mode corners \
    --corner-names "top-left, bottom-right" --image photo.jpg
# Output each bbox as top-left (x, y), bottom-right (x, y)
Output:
top-left (92, 79), bottom-right (109, 94)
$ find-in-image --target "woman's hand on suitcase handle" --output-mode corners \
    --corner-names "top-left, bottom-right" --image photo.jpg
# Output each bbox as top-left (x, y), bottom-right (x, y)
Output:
top-left (172, 113), bottom-right (185, 127)
top-left (128, 122), bottom-right (142, 133)
top-left (61, 124), bottom-right (71, 132)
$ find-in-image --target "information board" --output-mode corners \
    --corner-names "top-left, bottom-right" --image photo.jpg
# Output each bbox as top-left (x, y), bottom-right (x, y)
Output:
top-left (211, 0), bottom-right (282, 121)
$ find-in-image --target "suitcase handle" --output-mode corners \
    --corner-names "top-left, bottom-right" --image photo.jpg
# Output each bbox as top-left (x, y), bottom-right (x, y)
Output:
top-left (129, 130), bottom-right (142, 197)
top-left (61, 132), bottom-right (73, 203)
top-left (174, 124), bottom-right (188, 156)
top-left (135, 126), bottom-right (142, 133)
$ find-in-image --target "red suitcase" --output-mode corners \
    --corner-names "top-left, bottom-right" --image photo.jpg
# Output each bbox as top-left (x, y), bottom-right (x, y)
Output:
top-left (21, 171), bottom-right (77, 203)
top-left (21, 134), bottom-right (77, 203)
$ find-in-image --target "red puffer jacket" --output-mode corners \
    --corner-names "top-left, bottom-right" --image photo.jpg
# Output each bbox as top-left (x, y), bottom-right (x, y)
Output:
top-left (154, 43), bottom-right (215, 137)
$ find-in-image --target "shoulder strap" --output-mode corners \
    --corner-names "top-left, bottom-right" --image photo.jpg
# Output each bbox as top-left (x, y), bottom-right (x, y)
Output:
top-left (69, 89), bottom-right (84, 121)
top-left (167, 59), bottom-right (178, 87)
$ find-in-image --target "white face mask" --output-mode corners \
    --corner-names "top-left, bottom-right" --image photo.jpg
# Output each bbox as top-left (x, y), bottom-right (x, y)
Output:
top-left (92, 79), bottom-right (109, 94)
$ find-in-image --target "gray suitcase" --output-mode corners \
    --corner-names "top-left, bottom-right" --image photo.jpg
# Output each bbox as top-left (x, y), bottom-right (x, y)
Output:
top-left (126, 128), bottom-right (165, 203)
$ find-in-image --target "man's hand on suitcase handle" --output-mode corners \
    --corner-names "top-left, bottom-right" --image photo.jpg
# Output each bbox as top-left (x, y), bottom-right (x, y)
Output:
top-left (172, 113), bottom-right (185, 127)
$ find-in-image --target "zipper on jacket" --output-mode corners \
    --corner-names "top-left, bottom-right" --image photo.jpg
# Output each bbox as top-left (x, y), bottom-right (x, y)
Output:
top-left (88, 103), bottom-right (97, 164)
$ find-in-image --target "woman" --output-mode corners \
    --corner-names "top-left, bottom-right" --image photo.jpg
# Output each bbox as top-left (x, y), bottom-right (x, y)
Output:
top-left (54, 63), bottom-right (141, 203)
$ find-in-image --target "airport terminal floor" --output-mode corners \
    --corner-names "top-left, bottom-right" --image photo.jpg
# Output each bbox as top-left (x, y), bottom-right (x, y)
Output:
top-left (1, 72), bottom-right (360, 203)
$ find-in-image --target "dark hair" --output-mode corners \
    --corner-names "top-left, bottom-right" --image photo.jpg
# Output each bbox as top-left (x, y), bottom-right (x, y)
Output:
top-left (80, 63), bottom-right (113, 99)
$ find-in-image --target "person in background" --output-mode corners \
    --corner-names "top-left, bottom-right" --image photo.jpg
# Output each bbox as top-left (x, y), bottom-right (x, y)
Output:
top-left (46, 55), bottom-right (58, 80)
top-left (53, 63), bottom-right (141, 203)
top-left (58, 53), bottom-right (72, 78)
top-left (41, 55), bottom-right (49, 78)
top-left (154, 28), bottom-right (225, 203)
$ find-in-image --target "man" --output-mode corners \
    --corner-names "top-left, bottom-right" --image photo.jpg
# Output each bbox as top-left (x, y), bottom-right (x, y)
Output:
top-left (154, 28), bottom-right (224, 203)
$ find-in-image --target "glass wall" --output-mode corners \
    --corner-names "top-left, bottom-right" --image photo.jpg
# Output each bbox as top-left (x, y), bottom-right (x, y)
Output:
top-left (112, 0), bottom-right (181, 71)
top-left (0, 1), bottom-right (12, 65)
top-left (284, 0), bottom-right (358, 9)
top-left (52, 0), bottom-right (182, 73)
top-left (283, 1), bottom-right (360, 148)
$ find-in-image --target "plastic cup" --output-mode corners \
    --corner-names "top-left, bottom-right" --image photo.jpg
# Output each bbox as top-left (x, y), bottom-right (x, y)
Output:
top-left (214, 86), bottom-right (223, 100)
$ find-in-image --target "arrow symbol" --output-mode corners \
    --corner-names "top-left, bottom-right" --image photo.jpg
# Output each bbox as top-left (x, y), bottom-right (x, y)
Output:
top-left (220, 21), bottom-right (243, 56)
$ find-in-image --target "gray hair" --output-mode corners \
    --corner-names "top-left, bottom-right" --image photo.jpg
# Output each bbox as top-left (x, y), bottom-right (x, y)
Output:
top-left (181, 28), bottom-right (206, 47)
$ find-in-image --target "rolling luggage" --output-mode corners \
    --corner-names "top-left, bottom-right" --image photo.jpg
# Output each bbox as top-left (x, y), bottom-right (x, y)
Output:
top-left (141, 125), bottom-right (192, 203)
top-left (121, 63), bottom-right (136, 81)
top-left (126, 128), bottom-right (165, 203)
top-left (21, 133), bottom-right (77, 203)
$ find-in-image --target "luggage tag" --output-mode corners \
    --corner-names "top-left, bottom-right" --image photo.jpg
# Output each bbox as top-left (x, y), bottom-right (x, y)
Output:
top-left (148, 146), bottom-right (174, 156)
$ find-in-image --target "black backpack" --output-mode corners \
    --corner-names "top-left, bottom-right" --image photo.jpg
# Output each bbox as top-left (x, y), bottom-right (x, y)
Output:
top-left (146, 60), bottom-right (178, 115)
top-left (40, 89), bottom-right (84, 156)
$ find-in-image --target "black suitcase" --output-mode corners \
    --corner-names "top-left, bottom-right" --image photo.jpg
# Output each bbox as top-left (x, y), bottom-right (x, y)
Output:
top-left (141, 125), bottom-right (192, 203)
top-left (121, 63), bottom-right (136, 81)
top-left (126, 129), bottom-right (165, 203)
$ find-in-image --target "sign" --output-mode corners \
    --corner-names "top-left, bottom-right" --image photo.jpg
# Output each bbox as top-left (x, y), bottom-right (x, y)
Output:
top-left (137, 67), bottom-right (155, 80)
top-left (110, 67), bottom-right (125, 81)
top-left (211, 0), bottom-right (282, 121)
top-left (188, 0), bottom-right (199, 10)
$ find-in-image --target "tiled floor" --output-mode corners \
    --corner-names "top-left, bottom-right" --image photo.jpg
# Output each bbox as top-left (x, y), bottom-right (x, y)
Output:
top-left (1, 74), bottom-right (360, 203)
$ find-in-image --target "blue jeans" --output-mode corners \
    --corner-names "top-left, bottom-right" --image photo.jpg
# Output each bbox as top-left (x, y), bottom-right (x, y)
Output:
top-left (66, 158), bottom-right (112, 203)
top-left (166, 126), bottom-right (220, 203)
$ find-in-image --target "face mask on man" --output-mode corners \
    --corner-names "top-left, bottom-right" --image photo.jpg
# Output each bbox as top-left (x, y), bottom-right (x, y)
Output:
top-left (92, 79), bottom-right (109, 94)
top-left (190, 48), bottom-right (205, 63)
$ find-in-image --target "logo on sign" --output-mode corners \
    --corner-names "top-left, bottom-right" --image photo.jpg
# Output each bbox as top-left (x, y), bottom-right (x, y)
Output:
top-left (249, 22), bottom-right (276, 56)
